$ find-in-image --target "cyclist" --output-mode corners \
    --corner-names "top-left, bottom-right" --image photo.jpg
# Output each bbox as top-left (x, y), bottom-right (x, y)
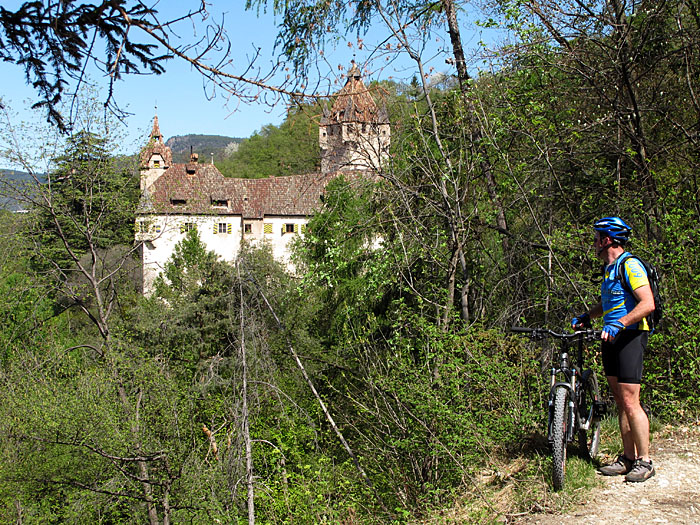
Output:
top-left (572, 216), bottom-right (656, 482)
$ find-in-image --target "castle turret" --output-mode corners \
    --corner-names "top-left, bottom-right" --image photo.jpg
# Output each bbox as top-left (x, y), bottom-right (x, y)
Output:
top-left (319, 62), bottom-right (390, 175)
top-left (140, 115), bottom-right (173, 191)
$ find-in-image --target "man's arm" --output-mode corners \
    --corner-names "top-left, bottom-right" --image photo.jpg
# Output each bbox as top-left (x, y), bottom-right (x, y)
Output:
top-left (600, 285), bottom-right (655, 342)
top-left (572, 302), bottom-right (603, 329)
top-left (619, 284), bottom-right (655, 328)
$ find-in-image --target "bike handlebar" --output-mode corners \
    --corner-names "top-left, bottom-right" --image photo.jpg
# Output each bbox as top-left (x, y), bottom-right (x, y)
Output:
top-left (510, 326), bottom-right (602, 341)
top-left (511, 326), bottom-right (537, 334)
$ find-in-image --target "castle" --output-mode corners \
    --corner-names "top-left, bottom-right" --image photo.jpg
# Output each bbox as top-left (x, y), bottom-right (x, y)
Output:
top-left (135, 64), bottom-right (390, 294)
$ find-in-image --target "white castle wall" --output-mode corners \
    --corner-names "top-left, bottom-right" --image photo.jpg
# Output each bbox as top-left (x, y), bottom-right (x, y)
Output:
top-left (137, 213), bottom-right (308, 295)
top-left (137, 70), bottom-right (389, 295)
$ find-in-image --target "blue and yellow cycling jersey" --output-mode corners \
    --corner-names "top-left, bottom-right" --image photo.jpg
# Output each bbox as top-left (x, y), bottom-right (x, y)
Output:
top-left (601, 252), bottom-right (650, 331)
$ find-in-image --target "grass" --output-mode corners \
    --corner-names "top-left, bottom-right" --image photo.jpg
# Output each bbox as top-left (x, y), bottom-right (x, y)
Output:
top-left (413, 410), bottom-right (665, 524)
top-left (413, 415), bottom-right (632, 524)
top-left (412, 435), bottom-right (607, 523)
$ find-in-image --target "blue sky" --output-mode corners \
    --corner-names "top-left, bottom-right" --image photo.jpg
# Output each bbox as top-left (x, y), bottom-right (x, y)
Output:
top-left (1, 4), bottom-right (297, 147)
top-left (0, 1), bottom-right (502, 165)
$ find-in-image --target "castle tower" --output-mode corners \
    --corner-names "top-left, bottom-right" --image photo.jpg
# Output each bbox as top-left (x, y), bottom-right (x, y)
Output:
top-left (139, 115), bottom-right (173, 192)
top-left (319, 63), bottom-right (390, 175)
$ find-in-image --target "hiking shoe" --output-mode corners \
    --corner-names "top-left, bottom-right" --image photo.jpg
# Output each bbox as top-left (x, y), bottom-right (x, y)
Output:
top-left (625, 459), bottom-right (655, 482)
top-left (598, 454), bottom-right (634, 476)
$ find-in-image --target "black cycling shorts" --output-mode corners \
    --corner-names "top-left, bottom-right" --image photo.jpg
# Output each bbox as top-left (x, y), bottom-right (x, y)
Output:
top-left (601, 329), bottom-right (648, 384)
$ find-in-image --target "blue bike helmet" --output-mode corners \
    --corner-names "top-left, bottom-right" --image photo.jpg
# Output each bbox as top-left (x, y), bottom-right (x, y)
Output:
top-left (593, 216), bottom-right (631, 243)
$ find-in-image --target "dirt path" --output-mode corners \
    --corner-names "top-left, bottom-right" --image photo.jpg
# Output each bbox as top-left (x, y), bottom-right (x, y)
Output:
top-left (516, 425), bottom-right (700, 524)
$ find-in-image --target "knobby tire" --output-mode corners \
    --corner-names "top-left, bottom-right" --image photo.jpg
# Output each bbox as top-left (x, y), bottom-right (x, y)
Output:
top-left (578, 373), bottom-right (601, 459)
top-left (552, 386), bottom-right (569, 491)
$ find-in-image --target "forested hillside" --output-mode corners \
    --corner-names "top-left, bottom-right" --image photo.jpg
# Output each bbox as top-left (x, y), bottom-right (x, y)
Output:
top-left (1, 0), bottom-right (699, 523)
top-left (216, 104), bottom-right (322, 178)
top-left (0, 169), bottom-right (36, 211)
top-left (166, 134), bottom-right (243, 163)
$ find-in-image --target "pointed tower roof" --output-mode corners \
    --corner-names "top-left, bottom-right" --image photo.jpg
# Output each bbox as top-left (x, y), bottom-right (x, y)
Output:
top-left (140, 115), bottom-right (173, 168)
top-left (151, 115), bottom-right (163, 141)
top-left (321, 62), bottom-right (389, 125)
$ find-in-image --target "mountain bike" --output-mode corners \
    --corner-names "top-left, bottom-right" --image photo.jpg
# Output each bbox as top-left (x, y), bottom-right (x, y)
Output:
top-left (511, 327), bottom-right (606, 490)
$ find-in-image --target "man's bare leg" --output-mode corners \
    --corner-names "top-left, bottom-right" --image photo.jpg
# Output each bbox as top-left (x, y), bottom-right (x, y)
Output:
top-left (607, 376), bottom-right (638, 459)
top-left (618, 382), bottom-right (650, 461)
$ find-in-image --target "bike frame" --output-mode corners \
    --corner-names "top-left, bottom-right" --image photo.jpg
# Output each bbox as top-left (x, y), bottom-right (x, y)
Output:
top-left (512, 326), bottom-right (603, 490)
top-left (548, 331), bottom-right (587, 444)
top-left (512, 328), bottom-right (601, 443)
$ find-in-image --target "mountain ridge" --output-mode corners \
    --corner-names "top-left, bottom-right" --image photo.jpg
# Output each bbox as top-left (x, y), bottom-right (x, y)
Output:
top-left (165, 134), bottom-right (243, 163)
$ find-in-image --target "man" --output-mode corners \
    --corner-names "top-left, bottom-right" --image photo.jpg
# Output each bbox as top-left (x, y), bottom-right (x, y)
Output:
top-left (572, 216), bottom-right (656, 482)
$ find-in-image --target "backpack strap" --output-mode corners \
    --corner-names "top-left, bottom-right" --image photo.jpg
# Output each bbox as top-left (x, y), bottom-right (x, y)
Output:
top-left (615, 253), bottom-right (635, 295)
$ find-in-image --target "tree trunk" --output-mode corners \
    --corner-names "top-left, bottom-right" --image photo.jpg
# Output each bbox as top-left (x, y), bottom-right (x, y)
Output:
top-left (442, 0), bottom-right (469, 90)
top-left (443, 0), bottom-right (509, 324)
top-left (115, 381), bottom-right (161, 525)
top-left (238, 275), bottom-right (256, 525)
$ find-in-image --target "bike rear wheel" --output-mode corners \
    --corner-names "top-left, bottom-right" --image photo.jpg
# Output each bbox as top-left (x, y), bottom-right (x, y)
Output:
top-left (578, 373), bottom-right (601, 459)
top-left (551, 386), bottom-right (570, 490)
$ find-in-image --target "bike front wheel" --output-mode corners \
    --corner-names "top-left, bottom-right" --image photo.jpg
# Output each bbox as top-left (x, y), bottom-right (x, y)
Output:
top-left (551, 386), bottom-right (570, 490)
top-left (578, 373), bottom-right (601, 459)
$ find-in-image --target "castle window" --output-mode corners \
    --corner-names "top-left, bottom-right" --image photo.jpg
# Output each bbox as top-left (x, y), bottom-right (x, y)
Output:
top-left (284, 223), bottom-right (295, 234)
top-left (216, 223), bottom-right (232, 234)
top-left (153, 160), bottom-right (161, 168)
top-left (244, 224), bottom-right (252, 234)
top-left (211, 199), bottom-right (228, 208)
top-left (180, 222), bottom-right (196, 233)
top-left (171, 199), bottom-right (186, 206)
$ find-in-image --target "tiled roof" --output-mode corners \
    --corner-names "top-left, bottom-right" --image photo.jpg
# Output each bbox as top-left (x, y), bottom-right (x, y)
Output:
top-left (140, 163), bottom-right (333, 218)
top-left (139, 116), bottom-right (173, 167)
top-left (151, 115), bottom-right (163, 139)
top-left (321, 65), bottom-right (389, 125)
top-left (140, 141), bottom-right (173, 168)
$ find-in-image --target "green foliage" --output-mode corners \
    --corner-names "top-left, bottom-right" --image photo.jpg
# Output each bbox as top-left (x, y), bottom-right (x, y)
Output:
top-left (31, 130), bottom-right (140, 273)
top-left (293, 179), bottom-right (544, 516)
top-left (217, 104), bottom-right (321, 178)
top-left (5, 0), bottom-right (700, 521)
top-left (154, 227), bottom-right (225, 298)
top-left (0, 213), bottom-right (54, 362)
top-left (0, 337), bottom-right (208, 523)
top-left (142, 229), bottom-right (237, 373)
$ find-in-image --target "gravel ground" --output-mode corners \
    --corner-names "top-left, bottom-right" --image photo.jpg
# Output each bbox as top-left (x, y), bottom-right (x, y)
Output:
top-left (515, 425), bottom-right (700, 525)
